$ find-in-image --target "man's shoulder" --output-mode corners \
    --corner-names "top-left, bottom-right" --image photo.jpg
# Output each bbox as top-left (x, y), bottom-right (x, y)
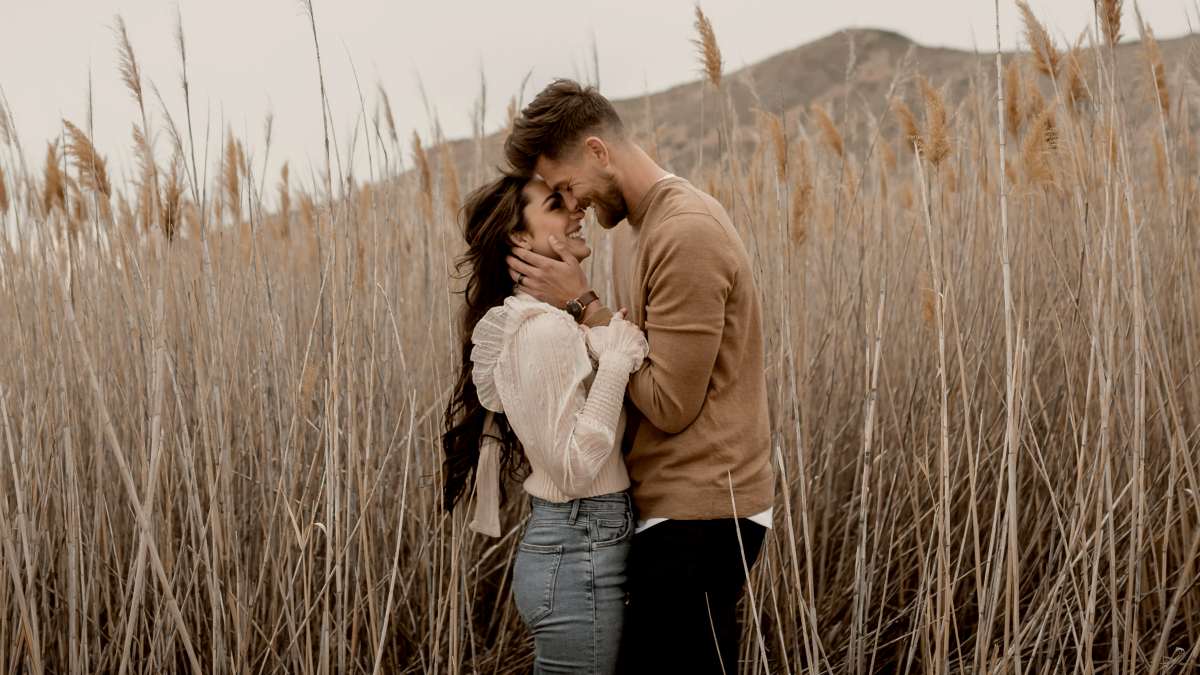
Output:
top-left (656, 177), bottom-right (718, 211)
top-left (650, 181), bottom-right (731, 229)
top-left (643, 191), bottom-right (735, 250)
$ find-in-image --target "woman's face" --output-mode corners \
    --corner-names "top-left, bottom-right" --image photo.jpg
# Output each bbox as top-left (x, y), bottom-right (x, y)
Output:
top-left (511, 179), bottom-right (589, 262)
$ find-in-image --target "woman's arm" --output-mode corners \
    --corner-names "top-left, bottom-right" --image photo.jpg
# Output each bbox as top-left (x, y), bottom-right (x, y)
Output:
top-left (508, 312), bottom-right (644, 498)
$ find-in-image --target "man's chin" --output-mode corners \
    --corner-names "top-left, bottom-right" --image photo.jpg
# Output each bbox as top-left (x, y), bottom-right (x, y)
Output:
top-left (596, 210), bottom-right (627, 229)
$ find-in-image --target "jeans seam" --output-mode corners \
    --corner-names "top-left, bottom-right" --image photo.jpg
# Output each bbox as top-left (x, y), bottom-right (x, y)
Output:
top-left (589, 543), bottom-right (597, 674)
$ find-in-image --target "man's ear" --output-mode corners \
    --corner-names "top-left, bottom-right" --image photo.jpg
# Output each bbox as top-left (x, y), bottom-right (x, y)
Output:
top-left (509, 230), bottom-right (533, 249)
top-left (583, 136), bottom-right (609, 167)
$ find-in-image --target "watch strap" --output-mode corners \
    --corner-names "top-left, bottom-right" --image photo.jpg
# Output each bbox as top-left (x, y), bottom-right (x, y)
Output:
top-left (574, 290), bottom-right (599, 309)
top-left (567, 290), bottom-right (599, 321)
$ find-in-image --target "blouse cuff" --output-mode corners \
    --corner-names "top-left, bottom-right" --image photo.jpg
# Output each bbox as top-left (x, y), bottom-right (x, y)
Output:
top-left (469, 412), bottom-right (503, 537)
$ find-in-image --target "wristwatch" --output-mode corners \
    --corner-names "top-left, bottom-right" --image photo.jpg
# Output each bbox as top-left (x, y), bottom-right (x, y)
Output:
top-left (565, 290), bottom-right (599, 322)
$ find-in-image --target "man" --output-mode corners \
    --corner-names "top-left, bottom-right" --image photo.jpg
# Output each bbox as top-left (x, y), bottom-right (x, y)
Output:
top-left (504, 79), bottom-right (774, 674)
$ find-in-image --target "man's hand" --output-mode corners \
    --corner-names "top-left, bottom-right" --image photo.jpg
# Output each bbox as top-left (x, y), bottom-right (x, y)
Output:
top-left (507, 235), bottom-right (591, 308)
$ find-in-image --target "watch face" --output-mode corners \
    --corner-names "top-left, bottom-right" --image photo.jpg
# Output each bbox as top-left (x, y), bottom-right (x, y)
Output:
top-left (566, 300), bottom-right (582, 318)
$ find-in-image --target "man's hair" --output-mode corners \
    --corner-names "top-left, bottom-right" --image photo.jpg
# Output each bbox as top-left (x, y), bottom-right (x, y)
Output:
top-left (504, 79), bottom-right (624, 175)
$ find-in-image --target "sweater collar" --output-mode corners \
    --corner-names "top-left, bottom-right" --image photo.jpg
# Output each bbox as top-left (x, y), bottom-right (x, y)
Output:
top-left (628, 173), bottom-right (678, 229)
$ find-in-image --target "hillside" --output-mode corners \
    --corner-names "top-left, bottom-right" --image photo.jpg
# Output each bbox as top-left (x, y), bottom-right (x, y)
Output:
top-left (446, 27), bottom-right (1198, 179)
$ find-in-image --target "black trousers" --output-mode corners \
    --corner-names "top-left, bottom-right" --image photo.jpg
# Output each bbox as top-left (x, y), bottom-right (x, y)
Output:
top-left (618, 518), bottom-right (767, 674)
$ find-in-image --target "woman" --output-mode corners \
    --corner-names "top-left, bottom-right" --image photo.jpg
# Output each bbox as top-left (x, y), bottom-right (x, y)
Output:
top-left (442, 172), bottom-right (647, 673)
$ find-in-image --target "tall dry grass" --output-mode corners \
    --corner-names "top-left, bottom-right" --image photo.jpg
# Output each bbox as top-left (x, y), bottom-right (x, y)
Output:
top-left (0, 3), bottom-right (1198, 673)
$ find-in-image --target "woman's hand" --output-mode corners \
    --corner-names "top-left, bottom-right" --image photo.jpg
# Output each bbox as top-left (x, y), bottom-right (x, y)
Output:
top-left (585, 310), bottom-right (648, 374)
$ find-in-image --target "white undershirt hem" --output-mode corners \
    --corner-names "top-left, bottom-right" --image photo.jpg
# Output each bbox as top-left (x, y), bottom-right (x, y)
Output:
top-left (635, 507), bottom-right (773, 534)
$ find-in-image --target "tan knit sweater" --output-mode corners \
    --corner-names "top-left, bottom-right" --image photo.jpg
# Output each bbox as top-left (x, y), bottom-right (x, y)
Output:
top-left (585, 176), bottom-right (775, 520)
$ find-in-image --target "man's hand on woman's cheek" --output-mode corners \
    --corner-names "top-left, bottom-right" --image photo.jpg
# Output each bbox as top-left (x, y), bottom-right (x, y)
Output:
top-left (507, 236), bottom-right (591, 308)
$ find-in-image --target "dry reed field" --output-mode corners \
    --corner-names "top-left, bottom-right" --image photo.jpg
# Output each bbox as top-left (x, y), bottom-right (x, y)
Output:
top-left (0, 1), bottom-right (1198, 672)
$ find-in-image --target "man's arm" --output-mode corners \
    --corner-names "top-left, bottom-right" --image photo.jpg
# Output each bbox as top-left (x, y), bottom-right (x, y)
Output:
top-left (625, 214), bottom-right (735, 434)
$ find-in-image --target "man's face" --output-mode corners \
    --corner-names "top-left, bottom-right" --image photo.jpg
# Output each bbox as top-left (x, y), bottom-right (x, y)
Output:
top-left (535, 140), bottom-right (628, 230)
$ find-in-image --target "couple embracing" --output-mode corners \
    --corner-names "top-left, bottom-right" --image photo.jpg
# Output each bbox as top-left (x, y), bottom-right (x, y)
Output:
top-left (442, 79), bottom-right (774, 674)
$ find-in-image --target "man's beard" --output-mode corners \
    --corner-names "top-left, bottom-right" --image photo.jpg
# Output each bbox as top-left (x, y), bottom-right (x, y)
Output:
top-left (589, 177), bottom-right (627, 229)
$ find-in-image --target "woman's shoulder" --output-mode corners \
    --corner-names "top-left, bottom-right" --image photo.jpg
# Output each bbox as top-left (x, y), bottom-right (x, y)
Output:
top-left (470, 294), bottom-right (585, 412)
top-left (473, 294), bottom-right (577, 348)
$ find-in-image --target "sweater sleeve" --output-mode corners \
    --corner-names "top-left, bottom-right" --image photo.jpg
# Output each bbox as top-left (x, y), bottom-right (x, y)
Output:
top-left (627, 213), bottom-right (735, 433)
top-left (508, 312), bottom-right (632, 498)
top-left (581, 305), bottom-right (614, 328)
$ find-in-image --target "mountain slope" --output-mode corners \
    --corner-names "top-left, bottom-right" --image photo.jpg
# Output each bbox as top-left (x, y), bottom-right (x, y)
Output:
top-left (448, 27), bottom-right (1197, 180)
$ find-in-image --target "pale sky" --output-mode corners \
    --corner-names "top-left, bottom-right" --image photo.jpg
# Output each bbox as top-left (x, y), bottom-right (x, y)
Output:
top-left (1, 0), bottom-right (1189, 195)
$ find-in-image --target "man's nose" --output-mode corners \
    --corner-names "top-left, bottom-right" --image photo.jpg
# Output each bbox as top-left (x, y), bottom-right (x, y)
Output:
top-left (561, 191), bottom-right (580, 212)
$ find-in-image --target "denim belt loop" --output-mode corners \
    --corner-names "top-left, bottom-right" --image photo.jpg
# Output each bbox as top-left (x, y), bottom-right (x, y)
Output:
top-left (568, 499), bottom-right (581, 525)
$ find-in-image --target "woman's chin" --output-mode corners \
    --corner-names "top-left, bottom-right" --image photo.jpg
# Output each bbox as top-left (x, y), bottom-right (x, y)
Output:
top-left (549, 239), bottom-right (590, 260)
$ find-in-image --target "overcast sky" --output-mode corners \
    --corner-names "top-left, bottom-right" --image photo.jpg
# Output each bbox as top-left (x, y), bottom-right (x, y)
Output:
top-left (1, 1), bottom-right (1189, 192)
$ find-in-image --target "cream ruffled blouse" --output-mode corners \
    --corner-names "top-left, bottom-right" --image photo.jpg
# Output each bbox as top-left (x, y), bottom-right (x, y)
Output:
top-left (467, 292), bottom-right (648, 536)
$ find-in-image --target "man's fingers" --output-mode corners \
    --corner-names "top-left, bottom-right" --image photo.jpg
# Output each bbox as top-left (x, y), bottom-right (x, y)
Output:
top-left (506, 255), bottom-right (538, 280)
top-left (511, 246), bottom-right (555, 267)
top-left (548, 235), bottom-right (579, 266)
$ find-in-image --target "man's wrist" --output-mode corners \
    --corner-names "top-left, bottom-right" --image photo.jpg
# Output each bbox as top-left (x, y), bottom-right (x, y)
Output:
top-left (580, 303), bottom-right (614, 328)
top-left (565, 290), bottom-right (600, 322)
top-left (579, 298), bottom-right (602, 323)
top-left (561, 287), bottom-right (590, 310)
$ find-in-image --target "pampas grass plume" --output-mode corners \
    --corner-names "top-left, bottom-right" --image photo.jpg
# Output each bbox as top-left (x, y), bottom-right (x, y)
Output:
top-left (278, 162), bottom-right (291, 238)
top-left (113, 15), bottom-right (144, 108)
top-left (811, 104), bottom-right (844, 158)
top-left (62, 119), bottom-right (111, 198)
top-left (693, 5), bottom-right (723, 89)
top-left (1136, 10), bottom-right (1169, 115)
top-left (1005, 60), bottom-right (1023, 138)
top-left (42, 141), bottom-right (66, 215)
top-left (756, 110), bottom-right (788, 181)
top-left (918, 77), bottom-right (951, 167)
top-left (1017, 1), bottom-right (1061, 78)
top-left (378, 84), bottom-right (399, 145)
top-left (441, 140), bottom-right (461, 215)
top-left (1101, 0), bottom-right (1124, 47)
top-left (412, 131), bottom-right (433, 220)
top-left (892, 97), bottom-right (924, 155)
top-left (1064, 34), bottom-right (1090, 109)
top-left (223, 131), bottom-right (241, 224)
top-left (162, 154), bottom-right (183, 240)
top-left (1021, 108), bottom-right (1058, 186)
top-left (0, 165), bottom-right (9, 214)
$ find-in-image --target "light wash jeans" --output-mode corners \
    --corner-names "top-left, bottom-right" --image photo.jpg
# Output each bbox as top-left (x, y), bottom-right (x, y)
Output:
top-left (512, 492), bottom-right (633, 674)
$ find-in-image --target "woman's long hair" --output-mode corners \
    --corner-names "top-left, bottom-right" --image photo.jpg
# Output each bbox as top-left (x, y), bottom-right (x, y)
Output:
top-left (442, 173), bottom-right (530, 512)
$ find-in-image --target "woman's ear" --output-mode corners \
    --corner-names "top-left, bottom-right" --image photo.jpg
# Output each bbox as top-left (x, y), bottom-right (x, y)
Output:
top-left (509, 230), bottom-right (532, 249)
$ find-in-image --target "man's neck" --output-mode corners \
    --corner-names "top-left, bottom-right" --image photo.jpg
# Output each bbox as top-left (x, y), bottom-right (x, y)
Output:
top-left (615, 144), bottom-right (670, 223)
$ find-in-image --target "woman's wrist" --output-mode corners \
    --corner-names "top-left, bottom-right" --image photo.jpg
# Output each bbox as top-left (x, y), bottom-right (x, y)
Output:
top-left (596, 345), bottom-right (641, 374)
